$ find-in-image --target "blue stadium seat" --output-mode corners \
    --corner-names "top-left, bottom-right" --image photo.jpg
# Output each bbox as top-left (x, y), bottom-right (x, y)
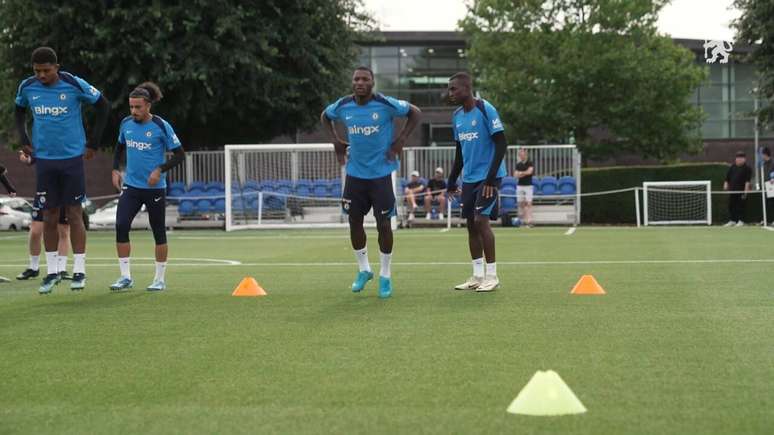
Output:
top-left (502, 176), bottom-right (517, 188)
top-left (213, 198), bottom-right (226, 213)
top-left (532, 177), bottom-right (542, 195)
top-left (312, 182), bottom-right (329, 198)
top-left (329, 180), bottom-right (342, 198)
top-left (170, 181), bottom-right (185, 191)
top-left (206, 186), bottom-right (224, 196)
top-left (189, 181), bottom-right (206, 191)
top-left (295, 184), bottom-right (312, 197)
top-left (179, 200), bottom-right (195, 215)
top-left (558, 176), bottom-right (576, 195)
top-left (540, 176), bottom-right (558, 195)
top-left (186, 188), bottom-right (206, 199)
top-left (243, 180), bottom-right (260, 191)
top-left (195, 199), bottom-right (212, 213)
top-left (276, 179), bottom-right (292, 190)
top-left (205, 181), bottom-right (225, 191)
top-left (500, 186), bottom-right (517, 212)
top-left (168, 187), bottom-right (185, 198)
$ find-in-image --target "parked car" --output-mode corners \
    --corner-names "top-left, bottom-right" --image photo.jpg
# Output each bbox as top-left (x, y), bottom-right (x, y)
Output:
top-left (0, 197), bottom-right (32, 230)
top-left (0, 196), bottom-right (91, 230)
top-left (88, 199), bottom-right (151, 230)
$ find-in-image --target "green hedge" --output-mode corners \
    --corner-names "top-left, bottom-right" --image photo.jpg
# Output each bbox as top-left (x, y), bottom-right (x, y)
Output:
top-left (580, 163), bottom-right (766, 224)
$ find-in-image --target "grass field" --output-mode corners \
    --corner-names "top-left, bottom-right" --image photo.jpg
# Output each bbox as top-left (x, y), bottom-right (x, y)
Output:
top-left (0, 226), bottom-right (772, 434)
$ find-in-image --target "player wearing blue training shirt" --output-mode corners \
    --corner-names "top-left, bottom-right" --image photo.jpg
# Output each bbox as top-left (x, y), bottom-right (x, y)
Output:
top-left (14, 47), bottom-right (110, 294)
top-left (110, 82), bottom-right (185, 292)
top-left (446, 72), bottom-right (507, 292)
top-left (321, 66), bottom-right (421, 299)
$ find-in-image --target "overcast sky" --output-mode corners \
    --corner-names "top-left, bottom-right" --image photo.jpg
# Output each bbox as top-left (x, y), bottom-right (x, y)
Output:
top-left (362, 0), bottom-right (741, 41)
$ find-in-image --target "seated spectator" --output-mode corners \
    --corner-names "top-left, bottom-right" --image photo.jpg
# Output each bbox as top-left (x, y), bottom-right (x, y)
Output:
top-left (424, 167), bottom-right (447, 220)
top-left (404, 170), bottom-right (425, 221)
top-left (514, 148), bottom-right (535, 227)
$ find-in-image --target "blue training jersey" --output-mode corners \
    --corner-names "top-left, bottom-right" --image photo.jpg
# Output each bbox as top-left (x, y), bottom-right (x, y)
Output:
top-left (452, 99), bottom-right (507, 183)
top-left (324, 93), bottom-right (410, 179)
top-left (117, 115), bottom-right (181, 190)
top-left (14, 72), bottom-right (102, 160)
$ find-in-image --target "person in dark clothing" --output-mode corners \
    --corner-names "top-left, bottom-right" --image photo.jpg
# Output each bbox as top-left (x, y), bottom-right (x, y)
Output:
top-left (723, 151), bottom-right (752, 226)
top-left (762, 148), bottom-right (774, 225)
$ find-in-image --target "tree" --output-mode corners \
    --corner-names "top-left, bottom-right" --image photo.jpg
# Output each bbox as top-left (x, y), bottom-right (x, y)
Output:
top-left (0, 0), bottom-right (372, 149)
top-left (460, 0), bottom-right (707, 161)
top-left (734, 0), bottom-right (774, 126)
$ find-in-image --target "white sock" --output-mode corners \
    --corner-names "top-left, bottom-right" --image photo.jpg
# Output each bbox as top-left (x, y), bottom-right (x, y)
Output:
top-left (154, 261), bottom-right (167, 282)
top-left (29, 255), bottom-right (40, 271)
top-left (45, 251), bottom-right (58, 275)
top-left (354, 247), bottom-right (371, 272)
top-left (379, 252), bottom-right (392, 278)
top-left (57, 254), bottom-right (68, 274)
top-left (119, 257), bottom-right (131, 279)
top-left (73, 253), bottom-right (86, 275)
top-left (486, 262), bottom-right (497, 278)
top-left (472, 257), bottom-right (484, 278)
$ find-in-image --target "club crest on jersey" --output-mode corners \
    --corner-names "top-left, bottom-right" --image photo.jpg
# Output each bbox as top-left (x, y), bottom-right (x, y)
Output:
top-left (59, 93), bottom-right (66, 100)
top-left (471, 120), bottom-right (477, 127)
top-left (146, 131), bottom-right (153, 137)
top-left (348, 125), bottom-right (380, 136)
top-left (372, 112), bottom-right (379, 120)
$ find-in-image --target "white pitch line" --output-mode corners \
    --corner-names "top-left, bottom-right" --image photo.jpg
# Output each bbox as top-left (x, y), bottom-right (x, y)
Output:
top-left (1, 258), bottom-right (772, 268)
top-left (564, 227), bottom-right (576, 236)
top-left (763, 226), bottom-right (774, 232)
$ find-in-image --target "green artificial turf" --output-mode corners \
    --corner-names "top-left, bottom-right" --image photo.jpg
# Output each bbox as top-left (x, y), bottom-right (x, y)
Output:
top-left (0, 227), bottom-right (772, 434)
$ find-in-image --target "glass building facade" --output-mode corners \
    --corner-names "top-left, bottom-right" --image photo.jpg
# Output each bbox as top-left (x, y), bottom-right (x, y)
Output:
top-left (358, 33), bottom-right (773, 145)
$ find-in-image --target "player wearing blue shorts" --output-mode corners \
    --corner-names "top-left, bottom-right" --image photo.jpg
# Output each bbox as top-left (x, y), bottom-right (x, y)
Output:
top-left (110, 82), bottom-right (185, 292)
top-left (446, 72), bottom-right (507, 292)
top-left (14, 47), bottom-right (110, 294)
top-left (321, 66), bottom-right (421, 298)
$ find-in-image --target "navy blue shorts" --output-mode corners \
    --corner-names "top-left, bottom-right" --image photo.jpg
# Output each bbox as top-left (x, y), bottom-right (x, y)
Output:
top-left (342, 175), bottom-right (395, 223)
top-left (461, 178), bottom-right (501, 220)
top-left (116, 185), bottom-right (167, 244)
top-left (35, 156), bottom-right (85, 210)
top-left (31, 202), bottom-right (67, 224)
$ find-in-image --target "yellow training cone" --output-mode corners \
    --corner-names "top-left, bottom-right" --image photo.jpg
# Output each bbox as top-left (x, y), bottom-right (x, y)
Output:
top-left (507, 370), bottom-right (587, 416)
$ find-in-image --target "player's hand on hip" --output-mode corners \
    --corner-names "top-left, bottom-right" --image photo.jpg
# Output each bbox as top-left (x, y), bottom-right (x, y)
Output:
top-left (18, 150), bottom-right (32, 165)
top-left (84, 148), bottom-right (96, 160)
top-left (482, 184), bottom-right (496, 199)
top-left (148, 168), bottom-right (162, 186)
top-left (447, 184), bottom-right (460, 196)
top-left (112, 170), bottom-right (123, 191)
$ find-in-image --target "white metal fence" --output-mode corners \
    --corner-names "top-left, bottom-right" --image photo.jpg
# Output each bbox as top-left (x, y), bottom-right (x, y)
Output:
top-left (169, 145), bottom-right (580, 187)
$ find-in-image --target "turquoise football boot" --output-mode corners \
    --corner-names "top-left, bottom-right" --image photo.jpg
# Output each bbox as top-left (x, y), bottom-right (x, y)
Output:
top-left (351, 270), bottom-right (374, 292)
top-left (378, 276), bottom-right (392, 299)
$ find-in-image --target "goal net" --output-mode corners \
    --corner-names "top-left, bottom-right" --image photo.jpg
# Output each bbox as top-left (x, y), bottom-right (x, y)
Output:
top-left (642, 181), bottom-right (712, 226)
top-left (224, 144), bottom-right (394, 231)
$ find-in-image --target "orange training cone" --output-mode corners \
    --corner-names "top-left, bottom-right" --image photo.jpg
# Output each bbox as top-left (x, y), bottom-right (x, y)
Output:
top-left (232, 277), bottom-right (267, 297)
top-left (570, 275), bottom-right (606, 295)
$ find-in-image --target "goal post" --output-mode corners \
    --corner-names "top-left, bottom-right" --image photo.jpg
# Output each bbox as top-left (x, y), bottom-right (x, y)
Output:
top-left (642, 181), bottom-right (712, 226)
top-left (224, 144), bottom-right (397, 231)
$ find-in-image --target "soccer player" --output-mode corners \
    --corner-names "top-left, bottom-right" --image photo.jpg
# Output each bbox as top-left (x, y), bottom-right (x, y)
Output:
top-left (14, 47), bottom-right (109, 294)
top-left (109, 82), bottom-right (185, 292)
top-left (321, 66), bottom-right (421, 298)
top-left (15, 151), bottom-right (72, 281)
top-left (446, 72), bottom-right (507, 292)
